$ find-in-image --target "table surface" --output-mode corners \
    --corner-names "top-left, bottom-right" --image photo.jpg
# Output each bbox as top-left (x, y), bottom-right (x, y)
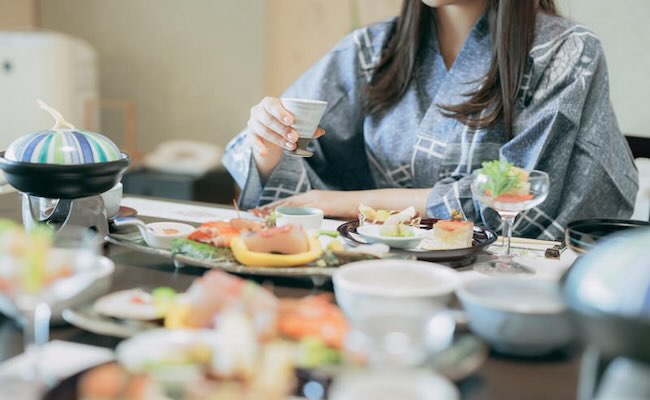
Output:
top-left (0, 192), bottom-right (581, 400)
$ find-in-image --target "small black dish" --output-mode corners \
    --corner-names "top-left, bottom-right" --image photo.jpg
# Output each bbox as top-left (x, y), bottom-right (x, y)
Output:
top-left (565, 218), bottom-right (650, 254)
top-left (337, 218), bottom-right (498, 268)
top-left (0, 151), bottom-right (129, 199)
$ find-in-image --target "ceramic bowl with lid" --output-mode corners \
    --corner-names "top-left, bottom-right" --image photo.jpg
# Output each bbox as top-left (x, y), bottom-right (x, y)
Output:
top-left (0, 101), bottom-right (129, 198)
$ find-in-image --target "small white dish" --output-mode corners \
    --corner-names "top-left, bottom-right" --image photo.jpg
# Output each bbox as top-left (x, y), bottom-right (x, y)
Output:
top-left (93, 288), bottom-right (162, 321)
top-left (275, 206), bottom-right (324, 230)
top-left (356, 224), bottom-right (427, 249)
top-left (113, 218), bottom-right (194, 249)
top-left (333, 259), bottom-right (460, 313)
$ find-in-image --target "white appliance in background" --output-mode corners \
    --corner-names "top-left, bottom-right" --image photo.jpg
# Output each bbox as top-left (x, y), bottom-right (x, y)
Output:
top-left (0, 31), bottom-right (98, 184)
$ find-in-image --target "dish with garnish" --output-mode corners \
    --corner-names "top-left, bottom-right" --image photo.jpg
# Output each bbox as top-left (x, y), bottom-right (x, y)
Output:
top-left (57, 270), bottom-right (348, 399)
top-left (107, 209), bottom-right (392, 278)
top-left (51, 268), bottom-right (486, 400)
top-left (339, 208), bottom-right (498, 267)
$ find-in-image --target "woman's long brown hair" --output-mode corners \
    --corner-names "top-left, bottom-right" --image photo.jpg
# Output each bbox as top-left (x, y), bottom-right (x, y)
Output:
top-left (367, 0), bottom-right (558, 137)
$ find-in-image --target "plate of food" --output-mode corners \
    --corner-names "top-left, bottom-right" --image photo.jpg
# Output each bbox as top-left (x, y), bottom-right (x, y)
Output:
top-left (51, 269), bottom-right (486, 400)
top-left (54, 269), bottom-right (349, 400)
top-left (107, 211), bottom-right (409, 281)
top-left (339, 207), bottom-right (498, 267)
top-left (61, 286), bottom-right (177, 338)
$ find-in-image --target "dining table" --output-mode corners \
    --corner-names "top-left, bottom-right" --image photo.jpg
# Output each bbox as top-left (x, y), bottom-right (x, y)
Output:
top-left (0, 191), bottom-right (582, 400)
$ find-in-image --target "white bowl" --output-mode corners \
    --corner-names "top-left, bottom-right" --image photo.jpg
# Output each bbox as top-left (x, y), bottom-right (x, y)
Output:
top-left (356, 224), bottom-right (427, 249)
top-left (275, 206), bottom-right (324, 230)
top-left (329, 369), bottom-right (459, 400)
top-left (333, 260), bottom-right (459, 364)
top-left (456, 277), bottom-right (574, 356)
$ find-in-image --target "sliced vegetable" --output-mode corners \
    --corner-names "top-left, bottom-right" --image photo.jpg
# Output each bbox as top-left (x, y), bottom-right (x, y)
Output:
top-left (230, 235), bottom-right (322, 268)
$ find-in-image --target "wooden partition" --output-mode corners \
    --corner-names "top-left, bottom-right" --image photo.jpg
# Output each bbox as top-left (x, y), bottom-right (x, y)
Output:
top-left (0, 0), bottom-right (38, 29)
top-left (264, 0), bottom-right (400, 95)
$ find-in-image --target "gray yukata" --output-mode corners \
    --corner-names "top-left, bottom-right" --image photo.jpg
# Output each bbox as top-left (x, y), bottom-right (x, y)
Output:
top-left (223, 13), bottom-right (638, 240)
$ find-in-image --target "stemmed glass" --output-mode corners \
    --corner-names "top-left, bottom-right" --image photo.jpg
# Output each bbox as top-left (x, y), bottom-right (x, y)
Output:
top-left (0, 223), bottom-right (101, 395)
top-left (471, 168), bottom-right (550, 274)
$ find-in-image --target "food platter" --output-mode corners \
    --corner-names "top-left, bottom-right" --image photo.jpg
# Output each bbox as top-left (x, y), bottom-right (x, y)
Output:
top-left (338, 218), bottom-right (498, 267)
top-left (106, 230), bottom-right (394, 283)
top-left (106, 233), bottom-right (339, 278)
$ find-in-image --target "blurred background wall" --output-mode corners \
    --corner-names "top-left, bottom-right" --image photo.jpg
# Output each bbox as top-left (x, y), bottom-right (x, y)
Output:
top-left (0, 0), bottom-right (648, 157)
top-left (38, 0), bottom-right (266, 152)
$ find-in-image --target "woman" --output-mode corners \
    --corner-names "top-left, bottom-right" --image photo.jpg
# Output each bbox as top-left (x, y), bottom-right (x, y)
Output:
top-left (223, 0), bottom-right (638, 240)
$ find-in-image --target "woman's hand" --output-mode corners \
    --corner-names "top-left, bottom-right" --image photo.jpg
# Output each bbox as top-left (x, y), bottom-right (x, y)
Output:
top-left (247, 97), bottom-right (325, 179)
top-left (260, 190), bottom-right (361, 219)
top-left (258, 188), bottom-right (431, 219)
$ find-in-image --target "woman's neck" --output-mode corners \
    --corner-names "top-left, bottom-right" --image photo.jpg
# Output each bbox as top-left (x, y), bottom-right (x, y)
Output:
top-left (435, 1), bottom-right (488, 69)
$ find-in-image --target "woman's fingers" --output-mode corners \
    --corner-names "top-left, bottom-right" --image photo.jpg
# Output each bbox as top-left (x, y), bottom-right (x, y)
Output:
top-left (249, 119), bottom-right (295, 151)
top-left (259, 110), bottom-right (298, 143)
top-left (262, 97), bottom-right (294, 126)
top-left (313, 127), bottom-right (326, 139)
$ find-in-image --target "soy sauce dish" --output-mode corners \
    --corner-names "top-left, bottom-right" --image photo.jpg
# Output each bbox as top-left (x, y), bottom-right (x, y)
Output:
top-left (113, 218), bottom-right (194, 249)
top-left (456, 277), bottom-right (575, 356)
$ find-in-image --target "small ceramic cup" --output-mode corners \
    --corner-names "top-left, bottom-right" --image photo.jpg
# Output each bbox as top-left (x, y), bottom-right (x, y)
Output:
top-left (275, 206), bottom-right (324, 231)
top-left (280, 98), bottom-right (328, 157)
top-left (101, 182), bottom-right (123, 218)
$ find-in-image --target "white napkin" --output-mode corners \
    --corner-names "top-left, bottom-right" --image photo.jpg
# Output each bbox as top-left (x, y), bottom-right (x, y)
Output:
top-left (0, 340), bottom-right (113, 381)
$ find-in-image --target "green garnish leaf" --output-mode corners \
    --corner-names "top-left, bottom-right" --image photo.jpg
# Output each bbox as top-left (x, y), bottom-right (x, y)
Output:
top-left (479, 160), bottom-right (522, 197)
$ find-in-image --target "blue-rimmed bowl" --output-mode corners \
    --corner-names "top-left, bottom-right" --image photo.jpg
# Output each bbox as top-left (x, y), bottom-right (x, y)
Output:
top-left (565, 218), bottom-right (650, 254)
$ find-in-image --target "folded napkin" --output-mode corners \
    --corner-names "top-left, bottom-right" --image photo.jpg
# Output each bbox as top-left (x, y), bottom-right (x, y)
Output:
top-left (0, 340), bottom-right (113, 381)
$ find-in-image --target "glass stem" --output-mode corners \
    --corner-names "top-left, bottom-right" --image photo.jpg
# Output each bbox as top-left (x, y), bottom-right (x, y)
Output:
top-left (21, 302), bottom-right (51, 381)
top-left (502, 215), bottom-right (516, 256)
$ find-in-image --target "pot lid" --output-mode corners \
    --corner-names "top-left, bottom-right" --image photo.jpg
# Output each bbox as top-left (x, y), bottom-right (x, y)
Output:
top-left (3, 100), bottom-right (122, 165)
top-left (5, 129), bottom-right (122, 164)
top-left (563, 227), bottom-right (650, 320)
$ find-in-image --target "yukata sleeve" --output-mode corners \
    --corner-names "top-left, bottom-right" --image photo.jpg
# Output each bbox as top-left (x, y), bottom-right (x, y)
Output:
top-left (426, 31), bottom-right (639, 240)
top-left (222, 31), bottom-right (368, 210)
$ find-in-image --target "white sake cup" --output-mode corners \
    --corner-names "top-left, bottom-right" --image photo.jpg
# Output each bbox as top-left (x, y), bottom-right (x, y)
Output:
top-left (280, 98), bottom-right (328, 157)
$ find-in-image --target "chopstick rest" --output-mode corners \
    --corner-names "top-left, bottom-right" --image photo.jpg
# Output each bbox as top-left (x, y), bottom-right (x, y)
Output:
top-left (544, 242), bottom-right (567, 259)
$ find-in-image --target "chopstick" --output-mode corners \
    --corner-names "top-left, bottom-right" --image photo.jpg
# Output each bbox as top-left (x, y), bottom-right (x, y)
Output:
top-left (494, 236), bottom-right (567, 258)
top-left (496, 236), bottom-right (561, 247)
